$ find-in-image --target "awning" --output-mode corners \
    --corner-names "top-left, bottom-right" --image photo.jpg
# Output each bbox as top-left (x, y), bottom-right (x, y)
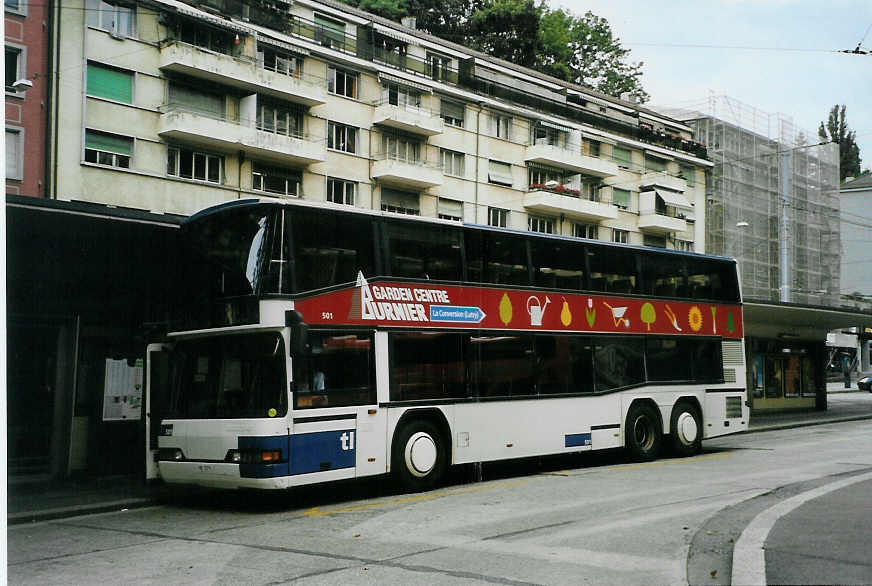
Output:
top-left (257, 35), bottom-right (310, 57)
top-left (378, 72), bottom-right (433, 93)
top-left (644, 189), bottom-right (692, 210)
top-left (538, 120), bottom-right (572, 132)
top-left (373, 23), bottom-right (420, 46)
top-left (157, 0), bottom-right (252, 34)
top-left (644, 149), bottom-right (674, 161)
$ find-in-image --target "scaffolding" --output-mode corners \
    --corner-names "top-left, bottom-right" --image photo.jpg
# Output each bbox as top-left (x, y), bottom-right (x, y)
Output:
top-left (664, 96), bottom-right (840, 306)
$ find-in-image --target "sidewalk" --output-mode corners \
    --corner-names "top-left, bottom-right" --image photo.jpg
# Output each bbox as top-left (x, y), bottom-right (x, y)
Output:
top-left (8, 388), bottom-right (872, 525)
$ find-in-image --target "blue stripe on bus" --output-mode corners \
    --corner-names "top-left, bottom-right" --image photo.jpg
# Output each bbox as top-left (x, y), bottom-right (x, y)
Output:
top-left (239, 435), bottom-right (290, 478)
top-left (289, 429), bottom-right (356, 476)
top-left (565, 433), bottom-right (592, 448)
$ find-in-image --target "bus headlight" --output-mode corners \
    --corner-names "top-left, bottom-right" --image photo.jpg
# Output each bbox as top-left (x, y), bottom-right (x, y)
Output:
top-left (158, 448), bottom-right (185, 461)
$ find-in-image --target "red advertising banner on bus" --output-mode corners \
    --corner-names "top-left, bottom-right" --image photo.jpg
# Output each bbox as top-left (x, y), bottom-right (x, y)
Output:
top-left (293, 274), bottom-right (744, 339)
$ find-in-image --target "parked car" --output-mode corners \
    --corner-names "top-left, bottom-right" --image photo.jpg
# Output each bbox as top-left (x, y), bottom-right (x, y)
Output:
top-left (859, 375), bottom-right (872, 392)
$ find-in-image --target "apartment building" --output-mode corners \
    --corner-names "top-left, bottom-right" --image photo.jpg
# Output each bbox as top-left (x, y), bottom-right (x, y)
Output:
top-left (6, 0), bottom-right (50, 196)
top-left (50, 0), bottom-right (711, 250)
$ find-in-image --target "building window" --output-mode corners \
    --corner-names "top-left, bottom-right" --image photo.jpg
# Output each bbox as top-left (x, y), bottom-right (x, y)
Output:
top-left (252, 163), bottom-right (300, 197)
top-left (167, 82), bottom-right (224, 119)
top-left (258, 45), bottom-right (301, 78)
top-left (314, 14), bottom-right (347, 50)
top-left (383, 134), bottom-right (420, 162)
top-left (167, 146), bottom-right (222, 183)
top-left (675, 239), bottom-right (694, 252)
top-left (532, 122), bottom-right (568, 148)
top-left (645, 155), bottom-right (667, 173)
top-left (612, 188), bottom-right (631, 210)
top-left (680, 164), bottom-right (695, 186)
top-left (438, 198), bottom-right (463, 221)
top-left (441, 100), bottom-right (464, 127)
top-left (643, 235), bottom-right (667, 248)
top-left (488, 207), bottom-right (508, 228)
top-left (381, 188), bottom-right (419, 215)
top-left (6, 128), bottom-right (23, 180)
top-left (428, 52), bottom-right (451, 82)
top-left (327, 66), bottom-right (357, 98)
top-left (5, 0), bottom-right (26, 15)
top-left (5, 46), bottom-right (22, 92)
top-left (613, 146), bottom-right (632, 168)
top-left (257, 100), bottom-right (304, 138)
top-left (575, 223), bottom-right (598, 240)
top-left (87, 0), bottom-right (135, 38)
top-left (582, 139), bottom-right (601, 158)
top-left (612, 229), bottom-right (629, 244)
top-left (327, 121), bottom-right (357, 154)
top-left (84, 130), bottom-right (132, 168)
top-left (383, 83), bottom-right (420, 108)
top-left (528, 215), bottom-right (555, 234)
top-left (489, 113), bottom-right (511, 140)
top-left (488, 160), bottom-right (513, 186)
top-left (86, 62), bottom-right (133, 103)
top-left (327, 177), bottom-right (356, 205)
top-left (441, 149), bottom-right (464, 177)
top-left (528, 165), bottom-right (582, 196)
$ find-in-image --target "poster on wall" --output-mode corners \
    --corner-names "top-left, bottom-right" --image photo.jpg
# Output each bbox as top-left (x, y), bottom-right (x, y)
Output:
top-left (102, 358), bottom-right (144, 421)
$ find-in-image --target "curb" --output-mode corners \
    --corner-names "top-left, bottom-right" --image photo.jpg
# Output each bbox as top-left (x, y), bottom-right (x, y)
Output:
top-left (8, 496), bottom-right (162, 526)
top-left (747, 413), bottom-right (872, 434)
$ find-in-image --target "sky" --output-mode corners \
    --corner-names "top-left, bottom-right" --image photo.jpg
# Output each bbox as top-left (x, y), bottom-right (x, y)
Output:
top-left (554, 0), bottom-right (872, 173)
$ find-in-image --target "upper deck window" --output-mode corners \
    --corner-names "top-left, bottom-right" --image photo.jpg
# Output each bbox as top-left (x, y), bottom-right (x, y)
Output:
top-left (383, 222), bottom-right (463, 282)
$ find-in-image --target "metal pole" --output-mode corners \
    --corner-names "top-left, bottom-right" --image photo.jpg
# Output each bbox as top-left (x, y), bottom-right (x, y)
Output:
top-left (780, 149), bottom-right (791, 303)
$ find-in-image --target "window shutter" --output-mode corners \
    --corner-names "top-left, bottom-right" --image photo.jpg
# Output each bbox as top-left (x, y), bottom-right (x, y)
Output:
top-left (441, 100), bottom-right (464, 120)
top-left (612, 188), bottom-right (630, 208)
top-left (85, 131), bottom-right (132, 155)
top-left (87, 63), bottom-right (133, 103)
top-left (613, 146), bottom-right (631, 166)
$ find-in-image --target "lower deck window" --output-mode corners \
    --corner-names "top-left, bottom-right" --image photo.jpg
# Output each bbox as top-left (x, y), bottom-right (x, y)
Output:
top-left (293, 331), bottom-right (375, 409)
top-left (389, 332), bottom-right (720, 401)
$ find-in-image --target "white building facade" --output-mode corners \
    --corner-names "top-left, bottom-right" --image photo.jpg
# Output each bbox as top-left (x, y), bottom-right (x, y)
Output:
top-left (49, 0), bottom-right (711, 249)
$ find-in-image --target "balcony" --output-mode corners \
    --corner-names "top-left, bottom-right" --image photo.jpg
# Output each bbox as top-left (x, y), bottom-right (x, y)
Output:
top-left (638, 189), bottom-right (691, 234)
top-left (372, 101), bottom-right (443, 136)
top-left (525, 142), bottom-right (619, 177)
top-left (523, 187), bottom-right (617, 222)
top-left (640, 171), bottom-right (687, 193)
top-left (371, 154), bottom-right (443, 190)
top-left (159, 41), bottom-right (326, 106)
top-left (158, 109), bottom-right (326, 166)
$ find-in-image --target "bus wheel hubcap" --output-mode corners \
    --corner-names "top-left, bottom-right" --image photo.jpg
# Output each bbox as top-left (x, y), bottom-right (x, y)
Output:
top-left (676, 412), bottom-right (698, 445)
top-left (405, 432), bottom-right (437, 477)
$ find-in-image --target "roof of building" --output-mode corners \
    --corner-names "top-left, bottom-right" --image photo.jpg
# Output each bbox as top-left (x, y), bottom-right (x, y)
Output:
top-left (841, 174), bottom-right (872, 192)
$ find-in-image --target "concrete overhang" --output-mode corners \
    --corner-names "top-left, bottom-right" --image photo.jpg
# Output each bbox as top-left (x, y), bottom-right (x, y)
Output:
top-left (744, 299), bottom-right (872, 342)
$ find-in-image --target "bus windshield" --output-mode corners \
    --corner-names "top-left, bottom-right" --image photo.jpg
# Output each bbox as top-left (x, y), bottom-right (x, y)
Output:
top-left (167, 332), bottom-right (287, 420)
top-left (183, 207), bottom-right (273, 298)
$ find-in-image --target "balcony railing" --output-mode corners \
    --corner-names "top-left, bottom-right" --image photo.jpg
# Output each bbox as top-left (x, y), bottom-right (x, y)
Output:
top-left (523, 185), bottom-right (618, 222)
top-left (159, 41), bottom-right (327, 106)
top-left (371, 98), bottom-right (443, 136)
top-left (158, 106), bottom-right (326, 166)
top-left (371, 152), bottom-right (443, 189)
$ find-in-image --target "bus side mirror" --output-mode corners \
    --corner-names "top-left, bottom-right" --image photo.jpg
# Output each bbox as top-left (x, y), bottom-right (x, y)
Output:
top-left (285, 310), bottom-right (309, 356)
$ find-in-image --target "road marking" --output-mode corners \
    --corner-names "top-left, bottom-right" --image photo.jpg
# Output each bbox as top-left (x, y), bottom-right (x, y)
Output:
top-left (303, 479), bottom-right (528, 517)
top-left (731, 469), bottom-right (872, 586)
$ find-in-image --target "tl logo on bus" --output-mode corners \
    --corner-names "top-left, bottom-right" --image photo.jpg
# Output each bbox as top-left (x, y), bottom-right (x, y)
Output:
top-left (350, 272), bottom-right (485, 324)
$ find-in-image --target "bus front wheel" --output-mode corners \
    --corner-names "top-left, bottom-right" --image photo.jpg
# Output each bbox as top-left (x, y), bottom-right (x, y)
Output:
top-left (670, 402), bottom-right (702, 457)
top-left (625, 403), bottom-right (662, 461)
top-left (392, 419), bottom-right (447, 492)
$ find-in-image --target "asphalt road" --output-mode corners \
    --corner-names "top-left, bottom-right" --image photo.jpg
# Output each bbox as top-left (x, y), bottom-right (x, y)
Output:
top-left (8, 419), bottom-right (872, 585)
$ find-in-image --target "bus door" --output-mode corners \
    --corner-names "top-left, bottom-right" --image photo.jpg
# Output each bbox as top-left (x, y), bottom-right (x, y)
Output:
top-left (290, 330), bottom-right (386, 480)
top-left (145, 343), bottom-right (173, 481)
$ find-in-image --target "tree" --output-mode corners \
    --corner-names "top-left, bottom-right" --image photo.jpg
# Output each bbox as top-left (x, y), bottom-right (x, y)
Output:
top-left (818, 105), bottom-right (862, 181)
top-left (335, 0), bottom-right (649, 102)
top-left (466, 0), bottom-right (543, 69)
top-left (537, 9), bottom-right (648, 103)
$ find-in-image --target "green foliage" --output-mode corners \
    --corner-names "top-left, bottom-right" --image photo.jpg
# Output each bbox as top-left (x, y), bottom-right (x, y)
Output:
top-left (334, 0), bottom-right (649, 102)
top-left (818, 105), bottom-right (862, 181)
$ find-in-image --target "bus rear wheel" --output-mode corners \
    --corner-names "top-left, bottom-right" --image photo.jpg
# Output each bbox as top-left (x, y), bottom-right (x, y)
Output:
top-left (670, 402), bottom-right (702, 457)
top-left (392, 419), bottom-right (447, 492)
top-left (625, 403), bottom-right (662, 461)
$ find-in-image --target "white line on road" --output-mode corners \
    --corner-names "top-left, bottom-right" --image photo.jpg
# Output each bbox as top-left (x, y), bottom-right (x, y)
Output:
top-left (731, 470), bottom-right (872, 586)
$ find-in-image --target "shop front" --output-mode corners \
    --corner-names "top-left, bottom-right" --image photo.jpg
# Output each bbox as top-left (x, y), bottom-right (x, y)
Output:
top-left (744, 301), bottom-right (872, 413)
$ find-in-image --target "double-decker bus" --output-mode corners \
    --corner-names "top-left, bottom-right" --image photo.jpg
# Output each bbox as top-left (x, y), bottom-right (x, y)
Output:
top-left (146, 198), bottom-right (748, 491)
